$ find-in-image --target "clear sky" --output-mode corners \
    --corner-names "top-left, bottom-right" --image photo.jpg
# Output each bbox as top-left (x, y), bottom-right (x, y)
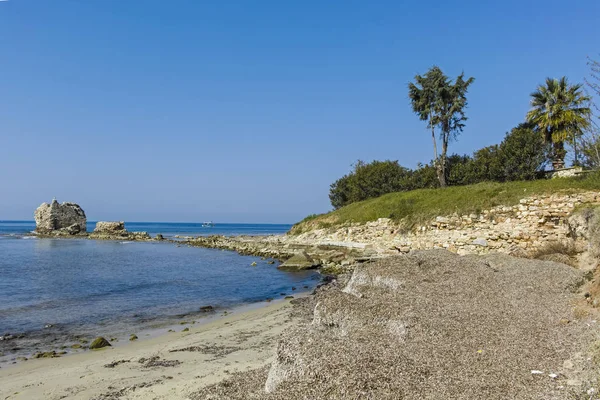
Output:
top-left (1, 0), bottom-right (598, 223)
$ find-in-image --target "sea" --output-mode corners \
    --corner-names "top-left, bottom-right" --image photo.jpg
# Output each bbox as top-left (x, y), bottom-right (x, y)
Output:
top-left (0, 221), bottom-right (319, 364)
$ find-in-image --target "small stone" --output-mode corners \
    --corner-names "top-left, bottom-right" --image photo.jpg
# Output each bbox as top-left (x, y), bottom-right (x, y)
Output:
top-left (129, 334), bottom-right (138, 341)
top-left (182, 328), bottom-right (189, 332)
top-left (89, 337), bottom-right (112, 349)
top-left (251, 262), bottom-right (257, 266)
top-left (472, 238), bottom-right (488, 247)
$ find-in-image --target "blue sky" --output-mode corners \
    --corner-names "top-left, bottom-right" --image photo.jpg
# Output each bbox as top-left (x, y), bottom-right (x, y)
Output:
top-left (1, 0), bottom-right (598, 223)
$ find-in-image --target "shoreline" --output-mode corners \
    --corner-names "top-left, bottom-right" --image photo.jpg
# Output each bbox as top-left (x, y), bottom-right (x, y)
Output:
top-left (0, 296), bottom-right (302, 399)
top-left (0, 289), bottom-right (315, 369)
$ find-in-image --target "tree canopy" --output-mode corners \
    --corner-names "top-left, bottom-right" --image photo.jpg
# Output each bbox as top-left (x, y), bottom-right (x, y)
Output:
top-left (409, 66), bottom-right (475, 187)
top-left (526, 77), bottom-right (591, 168)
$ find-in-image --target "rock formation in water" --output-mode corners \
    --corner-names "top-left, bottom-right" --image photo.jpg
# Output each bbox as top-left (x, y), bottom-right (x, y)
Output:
top-left (93, 221), bottom-right (125, 233)
top-left (90, 221), bottom-right (151, 241)
top-left (34, 199), bottom-right (87, 235)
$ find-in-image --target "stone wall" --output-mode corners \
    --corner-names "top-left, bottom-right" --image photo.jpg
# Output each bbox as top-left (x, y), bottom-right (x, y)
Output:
top-left (292, 192), bottom-right (600, 256)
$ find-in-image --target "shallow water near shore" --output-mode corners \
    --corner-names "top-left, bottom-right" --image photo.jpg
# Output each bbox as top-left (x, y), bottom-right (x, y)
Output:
top-left (0, 222), bottom-right (317, 364)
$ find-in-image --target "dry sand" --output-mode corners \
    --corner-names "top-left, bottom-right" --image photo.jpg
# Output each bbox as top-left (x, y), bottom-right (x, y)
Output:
top-left (0, 299), bottom-right (298, 400)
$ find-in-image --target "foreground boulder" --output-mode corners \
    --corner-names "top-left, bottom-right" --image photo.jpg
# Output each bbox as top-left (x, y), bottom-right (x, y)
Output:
top-left (34, 199), bottom-right (86, 235)
top-left (194, 250), bottom-right (598, 399)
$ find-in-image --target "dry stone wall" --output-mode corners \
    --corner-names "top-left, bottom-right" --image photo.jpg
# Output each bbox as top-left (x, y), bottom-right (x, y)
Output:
top-left (292, 192), bottom-right (600, 256)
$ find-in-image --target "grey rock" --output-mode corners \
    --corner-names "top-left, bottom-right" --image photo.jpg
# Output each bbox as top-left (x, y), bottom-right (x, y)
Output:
top-left (278, 252), bottom-right (320, 271)
top-left (94, 221), bottom-right (125, 233)
top-left (34, 199), bottom-right (86, 234)
top-left (472, 238), bottom-right (488, 247)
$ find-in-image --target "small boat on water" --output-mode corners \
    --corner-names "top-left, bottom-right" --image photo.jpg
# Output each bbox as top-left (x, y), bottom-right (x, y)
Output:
top-left (201, 221), bottom-right (214, 228)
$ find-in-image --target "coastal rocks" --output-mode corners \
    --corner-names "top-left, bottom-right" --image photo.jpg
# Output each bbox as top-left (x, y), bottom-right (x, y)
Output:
top-left (277, 252), bottom-right (320, 271)
top-left (89, 223), bottom-right (152, 241)
top-left (89, 337), bottom-right (111, 349)
top-left (289, 192), bottom-right (600, 258)
top-left (199, 305), bottom-right (215, 313)
top-left (155, 234), bottom-right (164, 240)
top-left (93, 221), bottom-right (125, 233)
top-left (34, 199), bottom-right (87, 235)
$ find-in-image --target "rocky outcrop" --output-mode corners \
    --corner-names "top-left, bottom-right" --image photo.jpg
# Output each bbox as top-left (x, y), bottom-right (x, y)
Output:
top-left (34, 199), bottom-right (86, 235)
top-left (194, 251), bottom-right (599, 399)
top-left (291, 192), bottom-right (600, 257)
top-left (89, 225), bottom-right (151, 241)
top-left (93, 221), bottom-right (125, 233)
top-left (277, 252), bottom-right (319, 271)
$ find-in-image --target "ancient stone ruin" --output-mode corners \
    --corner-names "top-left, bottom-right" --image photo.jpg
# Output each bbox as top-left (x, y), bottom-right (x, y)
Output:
top-left (34, 199), bottom-right (87, 235)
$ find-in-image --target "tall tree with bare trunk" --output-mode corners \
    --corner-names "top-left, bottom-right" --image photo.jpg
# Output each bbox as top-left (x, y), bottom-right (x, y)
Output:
top-left (409, 66), bottom-right (474, 187)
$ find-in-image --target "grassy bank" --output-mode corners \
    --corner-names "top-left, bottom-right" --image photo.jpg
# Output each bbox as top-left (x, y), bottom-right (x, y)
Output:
top-left (291, 172), bottom-right (600, 234)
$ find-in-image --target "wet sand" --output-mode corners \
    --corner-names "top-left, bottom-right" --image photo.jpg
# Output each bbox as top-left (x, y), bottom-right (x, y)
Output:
top-left (0, 298), bottom-right (296, 400)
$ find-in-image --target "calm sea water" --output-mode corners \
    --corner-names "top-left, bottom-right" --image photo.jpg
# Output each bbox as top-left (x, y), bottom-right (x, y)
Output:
top-left (0, 220), bottom-right (292, 237)
top-left (0, 221), bottom-right (317, 363)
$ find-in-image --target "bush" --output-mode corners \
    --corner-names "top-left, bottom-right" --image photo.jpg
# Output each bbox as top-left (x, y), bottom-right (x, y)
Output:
top-left (328, 124), bottom-right (549, 209)
top-left (329, 160), bottom-right (414, 209)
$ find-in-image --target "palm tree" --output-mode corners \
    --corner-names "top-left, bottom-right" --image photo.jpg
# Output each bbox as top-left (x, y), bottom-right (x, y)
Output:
top-left (409, 66), bottom-right (474, 187)
top-left (526, 77), bottom-right (591, 169)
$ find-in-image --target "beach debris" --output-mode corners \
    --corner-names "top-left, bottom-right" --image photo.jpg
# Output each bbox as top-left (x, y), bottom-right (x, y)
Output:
top-left (89, 337), bottom-right (112, 349)
top-left (104, 359), bottom-right (130, 368)
top-left (531, 370), bottom-right (544, 375)
top-left (548, 373), bottom-right (559, 379)
top-left (33, 351), bottom-right (63, 359)
top-left (44, 324), bottom-right (54, 329)
top-left (129, 334), bottom-right (138, 341)
top-left (170, 344), bottom-right (241, 358)
top-left (200, 305), bottom-right (215, 313)
top-left (139, 355), bottom-right (182, 368)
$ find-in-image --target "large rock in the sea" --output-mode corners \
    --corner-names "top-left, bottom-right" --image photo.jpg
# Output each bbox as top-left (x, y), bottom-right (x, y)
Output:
top-left (93, 221), bottom-right (125, 233)
top-left (34, 199), bottom-right (86, 235)
top-left (278, 252), bottom-right (320, 271)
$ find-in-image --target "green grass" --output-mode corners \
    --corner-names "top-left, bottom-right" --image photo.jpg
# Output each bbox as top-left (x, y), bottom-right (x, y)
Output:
top-left (291, 172), bottom-right (600, 234)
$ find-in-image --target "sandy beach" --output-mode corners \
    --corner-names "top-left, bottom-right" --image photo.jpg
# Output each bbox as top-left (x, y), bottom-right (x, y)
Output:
top-left (0, 299), bottom-right (297, 400)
